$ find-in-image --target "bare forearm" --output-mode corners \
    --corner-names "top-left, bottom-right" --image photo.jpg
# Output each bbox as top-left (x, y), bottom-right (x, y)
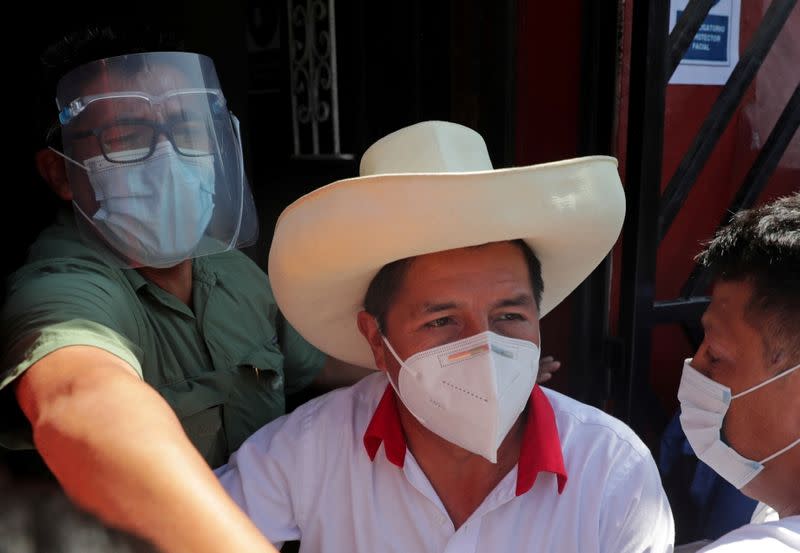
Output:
top-left (313, 356), bottom-right (374, 390)
top-left (17, 347), bottom-right (278, 553)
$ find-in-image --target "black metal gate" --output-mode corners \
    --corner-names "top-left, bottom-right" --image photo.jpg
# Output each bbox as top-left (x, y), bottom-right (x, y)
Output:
top-left (618, 0), bottom-right (799, 442)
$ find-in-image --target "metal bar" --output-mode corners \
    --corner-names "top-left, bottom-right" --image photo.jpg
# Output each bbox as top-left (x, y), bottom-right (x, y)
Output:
top-left (307, 0), bottom-right (319, 155)
top-left (668, 0), bottom-right (715, 78)
top-left (728, 83), bottom-right (800, 216)
top-left (618, 0), bottom-right (670, 432)
top-left (658, 0), bottom-right (797, 242)
top-left (570, 0), bottom-right (619, 408)
top-left (501, 0), bottom-right (518, 167)
top-left (682, 82), bottom-right (800, 298)
top-left (578, 0), bottom-right (618, 156)
top-left (571, 258), bottom-right (613, 407)
top-left (653, 297), bottom-right (710, 324)
top-left (328, 0), bottom-right (341, 154)
top-left (287, 0), bottom-right (300, 156)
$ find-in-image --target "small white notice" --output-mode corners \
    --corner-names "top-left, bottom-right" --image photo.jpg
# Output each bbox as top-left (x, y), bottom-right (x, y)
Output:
top-left (669, 0), bottom-right (741, 85)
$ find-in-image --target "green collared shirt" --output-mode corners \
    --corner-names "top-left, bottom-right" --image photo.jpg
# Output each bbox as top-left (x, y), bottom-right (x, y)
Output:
top-left (0, 209), bottom-right (325, 467)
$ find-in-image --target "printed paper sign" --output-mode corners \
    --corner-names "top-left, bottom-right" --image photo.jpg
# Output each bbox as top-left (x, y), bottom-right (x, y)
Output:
top-left (669, 0), bottom-right (741, 85)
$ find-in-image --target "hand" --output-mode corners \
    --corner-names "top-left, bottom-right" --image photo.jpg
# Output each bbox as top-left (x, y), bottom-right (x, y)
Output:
top-left (537, 356), bottom-right (561, 384)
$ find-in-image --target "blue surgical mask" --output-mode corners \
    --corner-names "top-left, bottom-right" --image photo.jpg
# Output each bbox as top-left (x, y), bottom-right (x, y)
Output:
top-left (56, 141), bottom-right (216, 267)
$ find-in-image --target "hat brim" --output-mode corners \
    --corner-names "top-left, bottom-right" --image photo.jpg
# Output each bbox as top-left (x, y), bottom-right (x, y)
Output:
top-left (268, 155), bottom-right (625, 369)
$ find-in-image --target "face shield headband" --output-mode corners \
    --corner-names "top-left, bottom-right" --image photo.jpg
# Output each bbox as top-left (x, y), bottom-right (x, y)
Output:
top-left (51, 52), bottom-right (258, 267)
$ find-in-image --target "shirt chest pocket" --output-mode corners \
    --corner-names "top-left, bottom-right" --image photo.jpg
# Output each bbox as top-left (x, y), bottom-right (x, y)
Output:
top-left (157, 373), bottom-right (232, 468)
top-left (239, 347), bottom-right (285, 391)
top-left (224, 346), bottom-right (288, 452)
top-left (156, 343), bottom-right (288, 465)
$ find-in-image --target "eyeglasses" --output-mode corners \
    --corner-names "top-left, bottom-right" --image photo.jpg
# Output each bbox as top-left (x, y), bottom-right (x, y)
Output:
top-left (63, 117), bottom-right (216, 164)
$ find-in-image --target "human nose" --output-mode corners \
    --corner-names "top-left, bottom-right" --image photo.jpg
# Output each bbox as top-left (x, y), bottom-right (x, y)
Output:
top-left (460, 315), bottom-right (490, 340)
top-left (691, 343), bottom-right (711, 376)
top-left (152, 123), bottom-right (179, 152)
top-left (150, 110), bottom-right (173, 141)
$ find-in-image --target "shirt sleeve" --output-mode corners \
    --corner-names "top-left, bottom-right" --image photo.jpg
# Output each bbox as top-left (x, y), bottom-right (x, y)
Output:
top-left (600, 441), bottom-right (676, 553)
top-left (215, 412), bottom-right (309, 548)
top-left (1, 319), bottom-right (143, 392)
top-left (0, 270), bottom-right (143, 449)
top-left (276, 312), bottom-right (326, 396)
top-left (696, 518), bottom-right (800, 552)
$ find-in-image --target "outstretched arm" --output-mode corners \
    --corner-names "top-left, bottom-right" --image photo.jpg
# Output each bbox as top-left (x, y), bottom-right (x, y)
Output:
top-left (16, 345), bottom-right (279, 553)
top-left (311, 355), bottom-right (375, 390)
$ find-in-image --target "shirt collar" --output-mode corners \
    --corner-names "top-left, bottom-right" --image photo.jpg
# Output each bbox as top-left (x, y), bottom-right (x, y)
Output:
top-left (121, 257), bottom-right (218, 320)
top-left (363, 382), bottom-right (568, 496)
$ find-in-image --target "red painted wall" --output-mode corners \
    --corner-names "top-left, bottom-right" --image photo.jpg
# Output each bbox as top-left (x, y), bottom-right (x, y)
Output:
top-left (514, 0), bottom-right (583, 394)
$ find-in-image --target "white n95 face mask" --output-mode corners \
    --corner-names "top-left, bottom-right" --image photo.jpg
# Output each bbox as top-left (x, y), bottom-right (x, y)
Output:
top-left (678, 358), bottom-right (800, 489)
top-left (382, 331), bottom-right (540, 463)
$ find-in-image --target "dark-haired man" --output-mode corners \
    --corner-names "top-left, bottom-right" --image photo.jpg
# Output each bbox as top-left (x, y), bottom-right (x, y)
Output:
top-left (0, 25), bottom-right (347, 553)
top-left (677, 192), bottom-right (800, 552)
top-left (217, 121), bottom-right (674, 552)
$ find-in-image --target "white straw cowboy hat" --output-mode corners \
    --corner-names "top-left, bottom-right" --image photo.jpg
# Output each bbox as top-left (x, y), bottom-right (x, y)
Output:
top-left (268, 121), bottom-right (625, 369)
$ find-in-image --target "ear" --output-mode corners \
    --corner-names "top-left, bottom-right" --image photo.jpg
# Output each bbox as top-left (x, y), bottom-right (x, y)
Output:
top-left (767, 347), bottom-right (796, 376)
top-left (35, 148), bottom-right (73, 201)
top-left (768, 348), bottom-right (783, 369)
top-left (357, 311), bottom-right (388, 371)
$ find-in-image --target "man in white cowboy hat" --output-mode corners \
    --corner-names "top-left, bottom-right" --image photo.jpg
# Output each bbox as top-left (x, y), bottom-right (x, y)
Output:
top-left (216, 121), bottom-right (675, 552)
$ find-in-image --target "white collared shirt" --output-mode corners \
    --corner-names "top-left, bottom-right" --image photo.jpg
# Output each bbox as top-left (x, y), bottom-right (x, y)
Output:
top-left (216, 372), bottom-right (674, 552)
top-left (697, 516), bottom-right (800, 552)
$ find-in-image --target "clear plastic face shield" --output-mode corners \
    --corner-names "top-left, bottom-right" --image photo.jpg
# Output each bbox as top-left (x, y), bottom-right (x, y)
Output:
top-left (54, 52), bottom-right (258, 268)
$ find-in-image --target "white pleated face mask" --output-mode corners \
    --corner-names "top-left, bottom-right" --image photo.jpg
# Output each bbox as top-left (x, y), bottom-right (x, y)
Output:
top-left (382, 331), bottom-right (540, 463)
top-left (678, 358), bottom-right (800, 489)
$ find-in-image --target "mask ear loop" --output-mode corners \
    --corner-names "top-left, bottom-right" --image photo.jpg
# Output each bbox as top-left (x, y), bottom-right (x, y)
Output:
top-left (760, 437), bottom-right (800, 465)
top-left (731, 362), bottom-right (800, 464)
top-left (46, 146), bottom-right (98, 217)
top-left (48, 146), bottom-right (87, 170)
top-left (732, 362), bottom-right (800, 399)
top-left (379, 332), bottom-right (429, 425)
top-left (379, 333), bottom-right (406, 393)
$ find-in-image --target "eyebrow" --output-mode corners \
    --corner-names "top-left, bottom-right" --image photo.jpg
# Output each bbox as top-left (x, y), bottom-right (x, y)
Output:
top-left (418, 293), bottom-right (535, 315)
top-left (699, 312), bottom-right (734, 351)
top-left (492, 293), bottom-right (535, 310)
top-left (420, 301), bottom-right (458, 314)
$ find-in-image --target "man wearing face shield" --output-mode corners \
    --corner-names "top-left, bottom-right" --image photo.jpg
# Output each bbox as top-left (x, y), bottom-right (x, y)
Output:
top-left (0, 25), bottom-right (362, 553)
top-left (675, 193), bottom-right (799, 552)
